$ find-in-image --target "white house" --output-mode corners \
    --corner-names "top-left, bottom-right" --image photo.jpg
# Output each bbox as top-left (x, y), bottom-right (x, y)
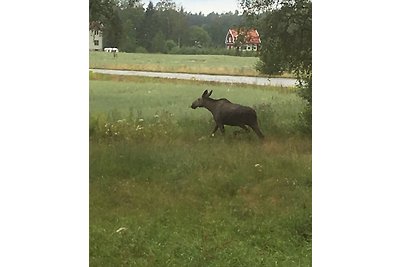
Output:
top-left (89, 29), bottom-right (103, 51)
top-left (89, 21), bottom-right (103, 51)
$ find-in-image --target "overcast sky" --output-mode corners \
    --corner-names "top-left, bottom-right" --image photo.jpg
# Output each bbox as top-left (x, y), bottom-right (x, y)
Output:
top-left (144, 0), bottom-right (242, 15)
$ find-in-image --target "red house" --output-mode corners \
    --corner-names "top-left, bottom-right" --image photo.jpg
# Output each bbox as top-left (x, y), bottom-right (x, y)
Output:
top-left (225, 28), bottom-right (261, 51)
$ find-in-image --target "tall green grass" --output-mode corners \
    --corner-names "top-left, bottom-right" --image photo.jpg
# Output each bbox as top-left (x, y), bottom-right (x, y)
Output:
top-left (90, 75), bottom-right (311, 266)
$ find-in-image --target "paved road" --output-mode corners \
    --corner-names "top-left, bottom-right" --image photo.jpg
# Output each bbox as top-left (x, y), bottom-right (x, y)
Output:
top-left (90, 68), bottom-right (297, 87)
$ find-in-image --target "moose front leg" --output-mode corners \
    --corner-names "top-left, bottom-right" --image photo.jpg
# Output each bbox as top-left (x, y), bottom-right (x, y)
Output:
top-left (239, 125), bottom-right (250, 132)
top-left (211, 123), bottom-right (224, 136)
top-left (218, 124), bottom-right (225, 135)
top-left (234, 125), bottom-right (250, 136)
top-left (211, 124), bottom-right (219, 136)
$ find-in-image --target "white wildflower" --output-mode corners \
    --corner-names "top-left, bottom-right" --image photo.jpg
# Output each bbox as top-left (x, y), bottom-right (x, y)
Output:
top-left (138, 118), bottom-right (144, 122)
top-left (254, 163), bottom-right (263, 172)
top-left (115, 227), bottom-right (127, 233)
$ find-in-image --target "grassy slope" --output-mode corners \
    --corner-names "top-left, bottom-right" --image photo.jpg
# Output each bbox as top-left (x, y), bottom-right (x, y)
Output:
top-left (89, 52), bottom-right (262, 77)
top-left (89, 75), bottom-right (311, 266)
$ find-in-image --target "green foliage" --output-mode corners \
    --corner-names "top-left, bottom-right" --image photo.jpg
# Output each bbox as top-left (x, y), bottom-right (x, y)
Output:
top-left (89, 0), bottom-right (114, 24)
top-left (256, 0), bottom-right (312, 76)
top-left (118, 6), bottom-right (144, 52)
top-left (297, 74), bottom-right (312, 134)
top-left (164, 39), bottom-right (178, 52)
top-left (136, 1), bottom-right (158, 51)
top-left (188, 26), bottom-right (212, 47)
top-left (242, 0), bottom-right (312, 134)
top-left (151, 31), bottom-right (167, 53)
top-left (102, 7), bottom-right (123, 48)
top-left (135, 46), bottom-right (148, 53)
top-left (155, 0), bottom-right (177, 11)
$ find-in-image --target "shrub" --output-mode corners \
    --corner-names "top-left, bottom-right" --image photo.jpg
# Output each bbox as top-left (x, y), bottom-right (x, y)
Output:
top-left (135, 46), bottom-right (148, 53)
top-left (165, 40), bottom-right (177, 53)
top-left (297, 75), bottom-right (312, 135)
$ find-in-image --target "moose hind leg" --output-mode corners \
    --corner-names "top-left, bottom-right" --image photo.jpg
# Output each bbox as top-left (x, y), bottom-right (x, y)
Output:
top-left (249, 123), bottom-right (265, 139)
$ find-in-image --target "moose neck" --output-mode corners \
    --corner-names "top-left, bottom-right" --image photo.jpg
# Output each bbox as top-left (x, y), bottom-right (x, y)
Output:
top-left (202, 98), bottom-right (218, 114)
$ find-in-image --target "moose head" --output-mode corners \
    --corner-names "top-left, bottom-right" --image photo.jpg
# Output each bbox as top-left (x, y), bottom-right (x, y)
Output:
top-left (190, 90), bottom-right (213, 109)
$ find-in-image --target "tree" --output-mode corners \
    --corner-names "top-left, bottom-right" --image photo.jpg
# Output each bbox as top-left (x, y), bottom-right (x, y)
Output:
top-left (165, 39), bottom-right (178, 52)
top-left (102, 7), bottom-right (123, 48)
top-left (155, 0), bottom-right (177, 11)
top-left (152, 31), bottom-right (167, 53)
top-left (118, 0), bottom-right (142, 9)
top-left (119, 4), bottom-right (144, 52)
top-left (152, 0), bottom-right (188, 48)
top-left (138, 1), bottom-right (159, 51)
top-left (188, 26), bottom-right (211, 47)
top-left (89, 0), bottom-right (114, 25)
top-left (174, 8), bottom-right (188, 47)
top-left (119, 19), bottom-right (138, 52)
top-left (241, 0), bottom-right (312, 133)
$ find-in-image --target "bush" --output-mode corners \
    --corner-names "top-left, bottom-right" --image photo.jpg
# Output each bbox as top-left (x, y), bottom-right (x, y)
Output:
top-left (165, 40), bottom-right (177, 53)
top-left (135, 46), bottom-right (148, 53)
top-left (297, 75), bottom-right (312, 135)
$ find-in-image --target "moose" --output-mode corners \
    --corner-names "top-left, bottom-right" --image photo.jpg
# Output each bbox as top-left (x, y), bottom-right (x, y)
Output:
top-left (191, 90), bottom-right (264, 139)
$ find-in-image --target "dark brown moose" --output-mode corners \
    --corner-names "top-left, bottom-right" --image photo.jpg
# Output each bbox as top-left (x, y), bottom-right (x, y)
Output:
top-left (191, 90), bottom-right (264, 139)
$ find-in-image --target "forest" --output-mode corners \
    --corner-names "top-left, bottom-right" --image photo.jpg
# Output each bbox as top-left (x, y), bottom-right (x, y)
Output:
top-left (89, 0), bottom-right (256, 54)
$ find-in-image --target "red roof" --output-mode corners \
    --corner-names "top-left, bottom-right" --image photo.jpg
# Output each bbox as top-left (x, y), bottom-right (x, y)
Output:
top-left (225, 28), bottom-right (261, 45)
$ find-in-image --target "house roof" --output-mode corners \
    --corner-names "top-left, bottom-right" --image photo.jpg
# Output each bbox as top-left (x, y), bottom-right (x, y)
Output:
top-left (226, 28), bottom-right (261, 45)
top-left (89, 21), bottom-right (104, 31)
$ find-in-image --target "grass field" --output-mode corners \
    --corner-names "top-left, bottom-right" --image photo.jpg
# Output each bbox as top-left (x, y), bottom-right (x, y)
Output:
top-left (89, 73), bottom-right (312, 266)
top-left (90, 52), bottom-right (266, 77)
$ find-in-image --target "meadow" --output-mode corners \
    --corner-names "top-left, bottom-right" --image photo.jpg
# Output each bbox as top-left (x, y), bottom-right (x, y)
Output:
top-left (89, 52), bottom-right (263, 77)
top-left (89, 73), bottom-right (312, 266)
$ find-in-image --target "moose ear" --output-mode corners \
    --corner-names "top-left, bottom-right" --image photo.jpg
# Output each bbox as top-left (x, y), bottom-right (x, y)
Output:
top-left (202, 90), bottom-right (208, 97)
top-left (208, 90), bottom-right (213, 97)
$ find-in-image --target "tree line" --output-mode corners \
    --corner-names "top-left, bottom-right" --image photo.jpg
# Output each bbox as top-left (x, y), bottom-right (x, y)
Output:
top-left (90, 0), bottom-right (254, 55)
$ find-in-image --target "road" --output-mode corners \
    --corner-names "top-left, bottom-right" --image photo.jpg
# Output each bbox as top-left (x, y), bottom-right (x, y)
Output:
top-left (89, 68), bottom-right (297, 87)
